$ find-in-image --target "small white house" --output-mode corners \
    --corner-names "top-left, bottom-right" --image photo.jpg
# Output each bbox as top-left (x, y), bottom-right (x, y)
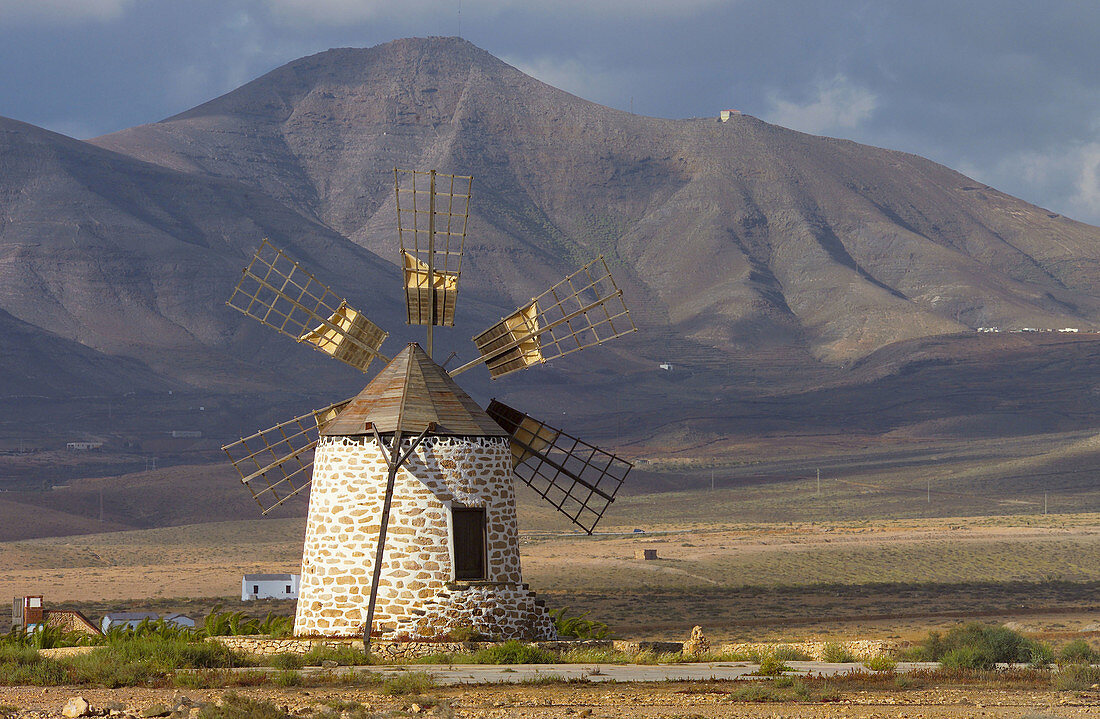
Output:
top-left (242, 573), bottom-right (300, 601)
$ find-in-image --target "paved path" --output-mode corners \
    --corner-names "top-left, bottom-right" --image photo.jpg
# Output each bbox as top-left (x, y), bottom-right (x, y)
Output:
top-left (301, 661), bottom-right (939, 685)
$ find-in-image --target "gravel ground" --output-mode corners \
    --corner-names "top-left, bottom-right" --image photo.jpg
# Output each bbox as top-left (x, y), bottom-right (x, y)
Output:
top-left (1, 681), bottom-right (1098, 719)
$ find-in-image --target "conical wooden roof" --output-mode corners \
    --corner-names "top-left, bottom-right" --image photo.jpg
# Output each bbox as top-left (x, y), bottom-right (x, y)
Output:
top-left (320, 343), bottom-right (507, 437)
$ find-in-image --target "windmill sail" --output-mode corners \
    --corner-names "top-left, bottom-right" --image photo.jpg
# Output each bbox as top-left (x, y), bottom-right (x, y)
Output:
top-left (227, 240), bottom-right (389, 372)
top-left (395, 169), bottom-right (471, 327)
top-left (223, 399), bottom-right (350, 514)
top-left (486, 399), bottom-right (632, 534)
top-left (459, 256), bottom-right (636, 379)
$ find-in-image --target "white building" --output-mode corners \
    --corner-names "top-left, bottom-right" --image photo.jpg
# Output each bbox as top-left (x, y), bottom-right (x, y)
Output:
top-left (66, 441), bottom-right (103, 451)
top-left (242, 573), bottom-right (300, 601)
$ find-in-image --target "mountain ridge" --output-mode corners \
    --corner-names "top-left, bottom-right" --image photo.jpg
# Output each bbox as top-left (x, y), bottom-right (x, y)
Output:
top-left (0, 36), bottom-right (1096, 480)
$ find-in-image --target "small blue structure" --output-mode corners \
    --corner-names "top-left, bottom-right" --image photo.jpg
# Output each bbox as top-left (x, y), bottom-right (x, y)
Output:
top-left (100, 611), bottom-right (194, 633)
top-left (100, 612), bottom-right (158, 633)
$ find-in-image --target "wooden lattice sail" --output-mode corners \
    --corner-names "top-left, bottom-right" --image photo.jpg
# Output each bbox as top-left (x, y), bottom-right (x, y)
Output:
top-left (226, 240), bottom-right (388, 372)
top-left (457, 256), bottom-right (636, 379)
top-left (395, 169), bottom-right (471, 327)
top-left (486, 399), bottom-right (633, 534)
top-left (222, 399), bottom-right (350, 514)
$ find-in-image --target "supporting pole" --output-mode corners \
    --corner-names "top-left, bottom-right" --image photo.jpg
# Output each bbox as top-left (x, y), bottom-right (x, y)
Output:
top-left (362, 426), bottom-right (432, 656)
top-left (426, 170), bottom-right (436, 358)
top-left (363, 429), bottom-right (403, 656)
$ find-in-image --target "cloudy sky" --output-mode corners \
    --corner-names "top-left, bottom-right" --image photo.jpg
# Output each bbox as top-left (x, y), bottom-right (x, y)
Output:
top-left (2, 0), bottom-right (1099, 224)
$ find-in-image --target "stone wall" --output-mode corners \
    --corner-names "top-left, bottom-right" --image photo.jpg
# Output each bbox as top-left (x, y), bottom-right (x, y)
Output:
top-left (719, 640), bottom-right (900, 660)
top-left (209, 636), bottom-right (601, 661)
top-left (294, 435), bottom-right (552, 640)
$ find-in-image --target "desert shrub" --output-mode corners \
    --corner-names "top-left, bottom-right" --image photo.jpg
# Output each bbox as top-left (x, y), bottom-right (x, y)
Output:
top-left (0, 704), bottom-right (18, 718)
top-left (272, 669), bottom-right (302, 687)
top-left (520, 673), bottom-right (568, 685)
top-left (66, 636), bottom-right (241, 687)
top-left (1, 627), bottom-right (97, 650)
top-left (550, 607), bottom-right (611, 640)
top-left (380, 671), bottom-right (436, 695)
top-left (1053, 663), bottom-right (1100, 691)
top-left (757, 651), bottom-right (791, 676)
top-left (862, 656), bottom-right (897, 672)
top-left (0, 649), bottom-right (70, 686)
top-left (199, 692), bottom-right (290, 719)
top-left (731, 684), bottom-right (779, 702)
top-left (303, 644), bottom-right (372, 666)
top-left (940, 645), bottom-right (992, 670)
top-left (267, 653), bottom-right (304, 670)
top-left (472, 640), bottom-right (552, 664)
top-left (1057, 639), bottom-right (1100, 665)
top-left (821, 643), bottom-right (855, 663)
top-left (555, 646), bottom-right (628, 664)
top-left (913, 623), bottom-right (1047, 670)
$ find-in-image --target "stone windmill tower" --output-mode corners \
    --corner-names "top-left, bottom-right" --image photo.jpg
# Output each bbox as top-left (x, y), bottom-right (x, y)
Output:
top-left (223, 170), bottom-right (636, 645)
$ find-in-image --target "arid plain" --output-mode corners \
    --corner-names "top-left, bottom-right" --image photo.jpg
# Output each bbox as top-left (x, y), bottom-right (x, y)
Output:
top-left (4, 429), bottom-right (1099, 644)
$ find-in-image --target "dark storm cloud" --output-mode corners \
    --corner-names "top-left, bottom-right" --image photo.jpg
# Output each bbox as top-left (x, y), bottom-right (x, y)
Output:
top-left (1, 0), bottom-right (1098, 222)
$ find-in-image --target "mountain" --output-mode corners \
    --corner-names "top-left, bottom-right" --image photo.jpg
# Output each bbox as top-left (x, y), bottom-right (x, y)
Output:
top-left (0, 36), bottom-right (1098, 488)
top-left (92, 37), bottom-right (1100, 366)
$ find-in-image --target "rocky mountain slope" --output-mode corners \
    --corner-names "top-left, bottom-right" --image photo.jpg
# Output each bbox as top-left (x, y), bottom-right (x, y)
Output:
top-left (0, 37), bottom-right (1098, 478)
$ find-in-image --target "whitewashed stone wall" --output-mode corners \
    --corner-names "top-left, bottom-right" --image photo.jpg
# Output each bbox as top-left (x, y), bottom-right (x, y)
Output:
top-left (294, 435), bottom-right (554, 640)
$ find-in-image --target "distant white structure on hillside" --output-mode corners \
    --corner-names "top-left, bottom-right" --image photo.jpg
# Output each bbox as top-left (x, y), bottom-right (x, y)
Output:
top-left (659, 362), bottom-right (673, 371)
top-left (719, 109), bottom-right (742, 122)
top-left (242, 573), bottom-right (300, 601)
top-left (66, 442), bottom-right (103, 451)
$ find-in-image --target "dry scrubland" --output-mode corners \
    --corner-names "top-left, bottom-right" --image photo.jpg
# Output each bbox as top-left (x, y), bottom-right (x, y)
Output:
top-left (3, 431), bottom-right (1100, 644)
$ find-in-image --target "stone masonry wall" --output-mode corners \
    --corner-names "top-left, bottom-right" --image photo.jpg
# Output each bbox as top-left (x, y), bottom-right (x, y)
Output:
top-left (295, 435), bottom-right (552, 640)
top-left (392, 582), bottom-right (555, 640)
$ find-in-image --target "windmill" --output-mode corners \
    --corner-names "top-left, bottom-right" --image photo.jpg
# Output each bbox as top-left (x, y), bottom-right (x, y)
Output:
top-left (223, 169), bottom-right (636, 645)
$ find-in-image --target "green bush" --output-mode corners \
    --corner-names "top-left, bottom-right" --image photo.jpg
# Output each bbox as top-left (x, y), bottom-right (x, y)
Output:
top-left (757, 651), bottom-right (791, 676)
top-left (471, 640), bottom-right (553, 664)
top-left (267, 654), bottom-right (304, 670)
top-left (862, 656), bottom-right (897, 672)
top-left (914, 623), bottom-right (1048, 670)
top-left (550, 607), bottom-right (611, 640)
top-left (1057, 639), bottom-right (1100, 665)
top-left (821, 643), bottom-right (855, 663)
top-left (731, 684), bottom-right (779, 702)
top-left (272, 670), bottom-right (301, 687)
top-left (0, 648), bottom-right (70, 686)
top-left (67, 636), bottom-right (242, 687)
top-left (380, 671), bottom-right (436, 695)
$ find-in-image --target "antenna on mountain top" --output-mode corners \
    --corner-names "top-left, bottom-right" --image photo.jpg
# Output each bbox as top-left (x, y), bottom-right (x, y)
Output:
top-left (222, 170), bottom-right (638, 650)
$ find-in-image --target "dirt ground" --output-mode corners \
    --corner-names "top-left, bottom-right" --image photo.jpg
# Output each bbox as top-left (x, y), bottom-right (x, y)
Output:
top-left (1, 681), bottom-right (1098, 719)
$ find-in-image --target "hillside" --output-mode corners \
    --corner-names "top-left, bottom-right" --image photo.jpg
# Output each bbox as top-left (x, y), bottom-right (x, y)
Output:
top-left (0, 37), bottom-right (1097, 505)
